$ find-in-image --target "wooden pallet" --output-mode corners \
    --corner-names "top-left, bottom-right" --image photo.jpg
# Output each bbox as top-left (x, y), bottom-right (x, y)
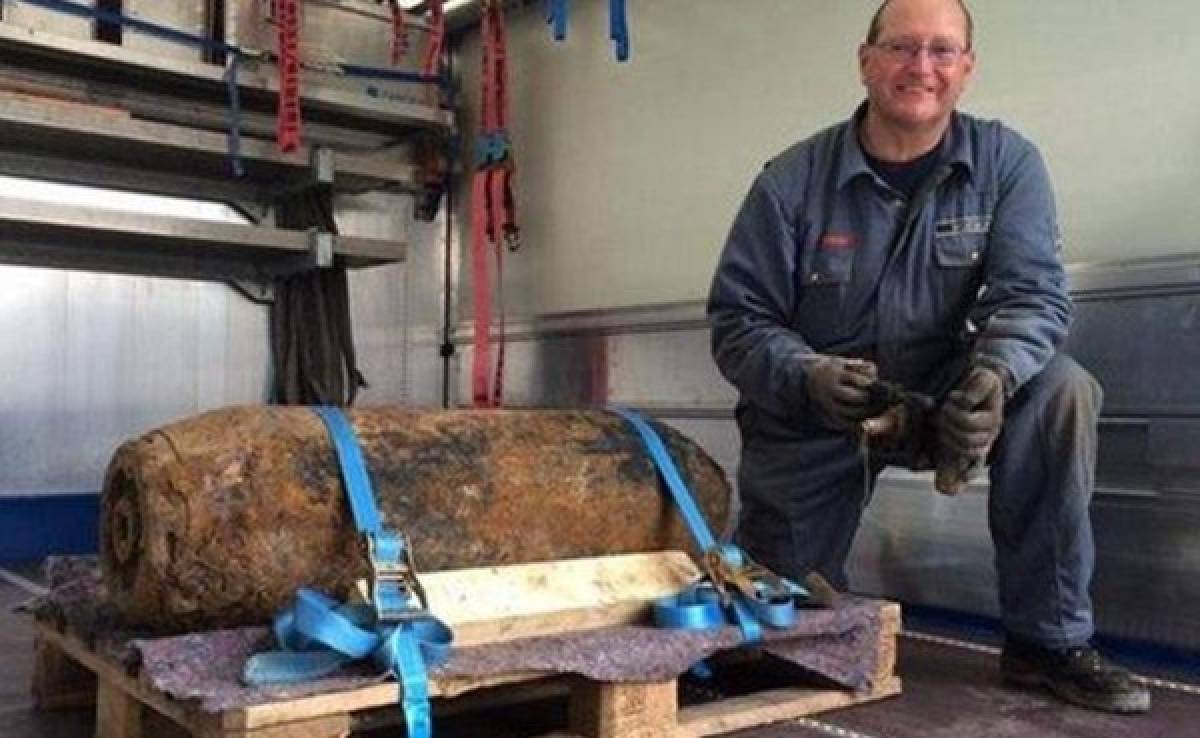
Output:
top-left (32, 553), bottom-right (901, 737)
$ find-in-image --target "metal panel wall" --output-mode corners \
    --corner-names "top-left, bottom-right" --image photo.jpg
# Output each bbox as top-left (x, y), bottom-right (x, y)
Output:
top-left (0, 265), bottom-right (271, 496)
top-left (0, 184), bottom-right (427, 498)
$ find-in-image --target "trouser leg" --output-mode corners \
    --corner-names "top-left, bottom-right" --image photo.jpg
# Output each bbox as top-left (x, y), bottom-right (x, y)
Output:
top-left (988, 353), bottom-right (1102, 648)
top-left (734, 433), bottom-right (873, 591)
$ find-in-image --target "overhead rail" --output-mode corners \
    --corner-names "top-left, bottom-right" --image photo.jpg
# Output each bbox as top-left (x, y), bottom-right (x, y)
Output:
top-left (0, 22), bottom-right (452, 131)
top-left (0, 196), bottom-right (406, 282)
top-left (0, 94), bottom-right (420, 198)
top-left (0, 1), bottom-right (452, 283)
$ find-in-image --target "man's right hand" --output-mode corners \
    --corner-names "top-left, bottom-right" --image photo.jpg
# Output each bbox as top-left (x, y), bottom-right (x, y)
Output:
top-left (805, 357), bottom-right (879, 428)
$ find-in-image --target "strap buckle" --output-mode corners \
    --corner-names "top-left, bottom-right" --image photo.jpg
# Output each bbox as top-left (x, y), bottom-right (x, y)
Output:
top-left (367, 531), bottom-right (428, 622)
top-left (703, 546), bottom-right (805, 609)
top-left (475, 130), bottom-right (513, 167)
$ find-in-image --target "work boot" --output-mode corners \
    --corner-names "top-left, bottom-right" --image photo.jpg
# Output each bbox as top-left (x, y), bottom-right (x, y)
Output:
top-left (1001, 637), bottom-right (1151, 714)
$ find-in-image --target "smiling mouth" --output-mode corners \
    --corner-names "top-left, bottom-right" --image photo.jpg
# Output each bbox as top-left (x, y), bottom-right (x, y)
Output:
top-left (896, 84), bottom-right (936, 96)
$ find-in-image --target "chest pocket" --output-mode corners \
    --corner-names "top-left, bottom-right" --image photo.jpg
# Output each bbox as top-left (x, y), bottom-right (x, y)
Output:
top-left (806, 244), bottom-right (855, 285)
top-left (933, 214), bottom-right (990, 268)
top-left (932, 214), bottom-right (990, 321)
top-left (795, 244), bottom-right (855, 349)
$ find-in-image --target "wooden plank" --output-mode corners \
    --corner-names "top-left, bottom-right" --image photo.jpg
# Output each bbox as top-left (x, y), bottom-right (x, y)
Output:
top-left (31, 633), bottom-right (96, 709)
top-left (422, 551), bottom-right (702, 646)
top-left (35, 625), bottom-right (221, 737)
top-left (568, 678), bottom-right (678, 738)
top-left (232, 714), bottom-right (351, 738)
top-left (226, 671), bottom-right (547, 731)
top-left (677, 677), bottom-right (902, 737)
top-left (875, 602), bottom-right (902, 684)
top-left (95, 680), bottom-right (143, 738)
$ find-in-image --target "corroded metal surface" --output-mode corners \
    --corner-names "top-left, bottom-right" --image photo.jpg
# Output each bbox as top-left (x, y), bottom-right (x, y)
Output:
top-left (99, 407), bottom-right (731, 632)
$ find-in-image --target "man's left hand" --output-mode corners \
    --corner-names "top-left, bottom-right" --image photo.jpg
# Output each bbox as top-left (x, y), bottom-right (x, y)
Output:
top-left (938, 367), bottom-right (1006, 459)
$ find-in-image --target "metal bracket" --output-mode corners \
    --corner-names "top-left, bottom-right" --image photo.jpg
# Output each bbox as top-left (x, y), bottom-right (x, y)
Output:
top-left (308, 228), bottom-right (334, 269)
top-left (262, 228), bottom-right (335, 278)
top-left (311, 146), bottom-right (335, 186)
top-left (227, 279), bottom-right (276, 304)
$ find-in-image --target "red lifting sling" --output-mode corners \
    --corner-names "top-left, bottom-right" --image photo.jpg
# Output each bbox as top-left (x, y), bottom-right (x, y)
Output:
top-left (470, 0), bottom-right (518, 408)
top-left (274, 0), bottom-right (302, 152)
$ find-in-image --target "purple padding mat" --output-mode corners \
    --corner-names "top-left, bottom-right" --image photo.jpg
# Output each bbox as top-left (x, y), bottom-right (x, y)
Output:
top-left (34, 556), bottom-right (885, 713)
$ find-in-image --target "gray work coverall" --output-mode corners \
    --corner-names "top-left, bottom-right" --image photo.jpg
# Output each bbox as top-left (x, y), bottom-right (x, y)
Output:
top-left (707, 106), bottom-right (1101, 648)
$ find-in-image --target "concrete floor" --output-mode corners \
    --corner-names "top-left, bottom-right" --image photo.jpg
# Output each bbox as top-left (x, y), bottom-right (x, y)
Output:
top-left (2, 568), bottom-right (1198, 738)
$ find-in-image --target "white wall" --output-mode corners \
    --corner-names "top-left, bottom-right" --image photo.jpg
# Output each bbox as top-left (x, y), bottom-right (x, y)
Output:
top-left (456, 0), bottom-right (1200, 316)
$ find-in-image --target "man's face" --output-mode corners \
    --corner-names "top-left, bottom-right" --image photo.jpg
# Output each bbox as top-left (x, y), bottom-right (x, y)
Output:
top-left (858, 0), bottom-right (975, 134)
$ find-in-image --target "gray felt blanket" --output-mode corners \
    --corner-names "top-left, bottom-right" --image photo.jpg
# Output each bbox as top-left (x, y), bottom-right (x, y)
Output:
top-left (33, 556), bottom-right (885, 714)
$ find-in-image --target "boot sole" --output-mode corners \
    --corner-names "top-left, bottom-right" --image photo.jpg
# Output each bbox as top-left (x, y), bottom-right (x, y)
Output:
top-left (1002, 671), bottom-right (1151, 714)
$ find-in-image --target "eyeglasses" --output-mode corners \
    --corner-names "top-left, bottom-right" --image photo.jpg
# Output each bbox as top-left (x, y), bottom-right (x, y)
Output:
top-left (873, 39), bottom-right (968, 67)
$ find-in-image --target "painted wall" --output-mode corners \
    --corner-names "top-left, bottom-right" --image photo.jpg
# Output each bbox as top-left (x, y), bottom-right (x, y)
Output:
top-left (456, 0), bottom-right (1200, 316)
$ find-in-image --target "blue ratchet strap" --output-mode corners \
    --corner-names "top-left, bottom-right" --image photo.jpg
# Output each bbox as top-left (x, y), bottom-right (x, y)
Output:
top-left (243, 589), bottom-right (453, 737)
top-left (545, 0), bottom-right (568, 41)
top-left (609, 0), bottom-right (630, 62)
top-left (242, 407), bottom-right (452, 738)
top-left (612, 407), bottom-right (807, 643)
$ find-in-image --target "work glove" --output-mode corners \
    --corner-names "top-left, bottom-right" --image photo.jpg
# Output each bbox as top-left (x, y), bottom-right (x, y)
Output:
top-left (938, 366), bottom-right (1007, 460)
top-left (805, 356), bottom-right (878, 429)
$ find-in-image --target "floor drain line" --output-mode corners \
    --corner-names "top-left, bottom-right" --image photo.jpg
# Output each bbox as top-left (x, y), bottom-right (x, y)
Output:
top-left (790, 716), bottom-right (883, 738)
top-left (901, 629), bottom-right (1200, 695)
top-left (0, 567), bottom-right (48, 597)
top-left (901, 629), bottom-right (1000, 655)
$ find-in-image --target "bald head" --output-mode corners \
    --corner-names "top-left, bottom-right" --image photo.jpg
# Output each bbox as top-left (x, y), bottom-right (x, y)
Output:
top-left (867, 0), bottom-right (974, 49)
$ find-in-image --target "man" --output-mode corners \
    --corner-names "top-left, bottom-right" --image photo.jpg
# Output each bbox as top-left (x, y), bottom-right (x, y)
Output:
top-left (707, 0), bottom-right (1150, 715)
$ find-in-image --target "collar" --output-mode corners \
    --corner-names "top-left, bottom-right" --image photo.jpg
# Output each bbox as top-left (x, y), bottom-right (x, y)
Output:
top-left (836, 102), bottom-right (975, 190)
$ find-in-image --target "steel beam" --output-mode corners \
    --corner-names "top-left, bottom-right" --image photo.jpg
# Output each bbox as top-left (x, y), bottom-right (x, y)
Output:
top-left (0, 196), bottom-right (405, 281)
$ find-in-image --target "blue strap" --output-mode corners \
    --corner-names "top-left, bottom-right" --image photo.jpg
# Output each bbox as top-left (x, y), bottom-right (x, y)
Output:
top-left (609, 0), bottom-right (630, 62)
top-left (341, 64), bottom-right (446, 88)
top-left (613, 407), bottom-right (807, 642)
top-left (651, 584), bottom-right (723, 630)
top-left (243, 587), bottom-right (453, 691)
top-left (243, 409), bottom-right (453, 738)
top-left (313, 406), bottom-right (383, 535)
top-left (612, 407), bottom-right (716, 551)
top-left (546, 0), bottom-right (568, 41)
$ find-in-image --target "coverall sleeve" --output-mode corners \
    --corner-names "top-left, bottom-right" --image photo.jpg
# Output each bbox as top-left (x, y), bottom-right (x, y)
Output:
top-left (971, 140), bottom-right (1073, 392)
top-left (707, 173), bottom-right (818, 415)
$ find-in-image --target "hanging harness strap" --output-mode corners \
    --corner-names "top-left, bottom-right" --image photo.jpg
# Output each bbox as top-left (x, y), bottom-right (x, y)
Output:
top-left (544, 0), bottom-right (627, 60)
top-left (545, 0), bottom-right (568, 41)
top-left (612, 408), bottom-right (811, 643)
top-left (470, 0), bottom-right (518, 408)
top-left (609, 0), bottom-right (630, 61)
top-left (423, 0), bottom-right (447, 76)
top-left (389, 0), bottom-right (410, 66)
top-left (274, 0), bottom-right (302, 152)
top-left (243, 407), bottom-right (452, 738)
